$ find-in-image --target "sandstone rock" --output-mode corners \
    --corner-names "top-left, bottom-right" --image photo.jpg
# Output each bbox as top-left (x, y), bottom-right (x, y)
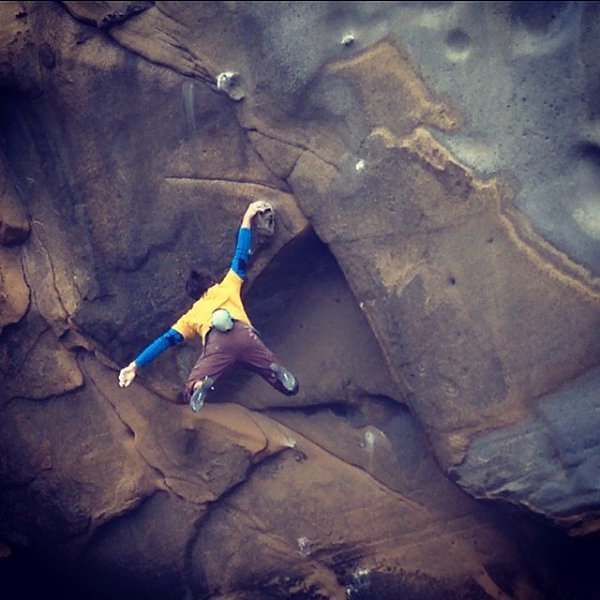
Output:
top-left (0, 192), bottom-right (30, 247)
top-left (1, 2), bottom-right (600, 599)
top-left (62, 2), bottom-right (152, 29)
top-left (0, 246), bottom-right (29, 332)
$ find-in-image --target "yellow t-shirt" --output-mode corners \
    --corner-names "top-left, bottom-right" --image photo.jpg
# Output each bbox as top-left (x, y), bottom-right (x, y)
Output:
top-left (171, 269), bottom-right (252, 342)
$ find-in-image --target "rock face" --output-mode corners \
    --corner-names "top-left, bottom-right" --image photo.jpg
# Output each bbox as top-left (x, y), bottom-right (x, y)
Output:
top-left (1, 2), bottom-right (600, 599)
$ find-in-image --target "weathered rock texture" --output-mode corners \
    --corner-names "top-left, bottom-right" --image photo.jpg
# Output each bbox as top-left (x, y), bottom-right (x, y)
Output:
top-left (1, 2), bottom-right (600, 599)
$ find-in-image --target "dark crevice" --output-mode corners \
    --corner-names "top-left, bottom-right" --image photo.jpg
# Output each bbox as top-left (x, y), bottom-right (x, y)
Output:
top-left (574, 141), bottom-right (600, 169)
top-left (265, 399), bottom-right (365, 422)
top-left (244, 225), bottom-right (328, 325)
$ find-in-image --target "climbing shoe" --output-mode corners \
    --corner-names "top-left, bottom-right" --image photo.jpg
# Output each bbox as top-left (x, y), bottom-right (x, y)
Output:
top-left (189, 377), bottom-right (214, 413)
top-left (270, 363), bottom-right (298, 394)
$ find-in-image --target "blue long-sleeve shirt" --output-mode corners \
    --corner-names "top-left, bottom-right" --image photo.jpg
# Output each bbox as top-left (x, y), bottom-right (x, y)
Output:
top-left (133, 226), bottom-right (252, 368)
top-left (231, 227), bottom-right (251, 280)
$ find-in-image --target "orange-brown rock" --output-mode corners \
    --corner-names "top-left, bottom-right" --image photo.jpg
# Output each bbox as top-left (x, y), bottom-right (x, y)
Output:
top-left (1, 3), bottom-right (600, 600)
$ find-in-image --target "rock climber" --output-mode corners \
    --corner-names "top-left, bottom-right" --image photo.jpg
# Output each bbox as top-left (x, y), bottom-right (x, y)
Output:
top-left (118, 200), bottom-right (299, 412)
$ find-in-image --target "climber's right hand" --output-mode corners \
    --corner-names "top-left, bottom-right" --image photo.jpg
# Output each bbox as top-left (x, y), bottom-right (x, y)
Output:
top-left (118, 362), bottom-right (137, 388)
top-left (241, 200), bottom-right (271, 227)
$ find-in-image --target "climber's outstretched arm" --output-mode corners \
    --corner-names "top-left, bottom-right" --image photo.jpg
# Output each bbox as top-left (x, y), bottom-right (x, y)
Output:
top-left (118, 328), bottom-right (184, 387)
top-left (230, 200), bottom-right (271, 279)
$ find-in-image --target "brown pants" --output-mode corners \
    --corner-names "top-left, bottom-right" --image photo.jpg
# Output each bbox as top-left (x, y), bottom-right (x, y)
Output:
top-left (182, 321), bottom-right (297, 402)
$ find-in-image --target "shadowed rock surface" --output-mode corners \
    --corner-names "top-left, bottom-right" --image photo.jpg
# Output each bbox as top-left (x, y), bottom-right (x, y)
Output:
top-left (1, 2), bottom-right (600, 599)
